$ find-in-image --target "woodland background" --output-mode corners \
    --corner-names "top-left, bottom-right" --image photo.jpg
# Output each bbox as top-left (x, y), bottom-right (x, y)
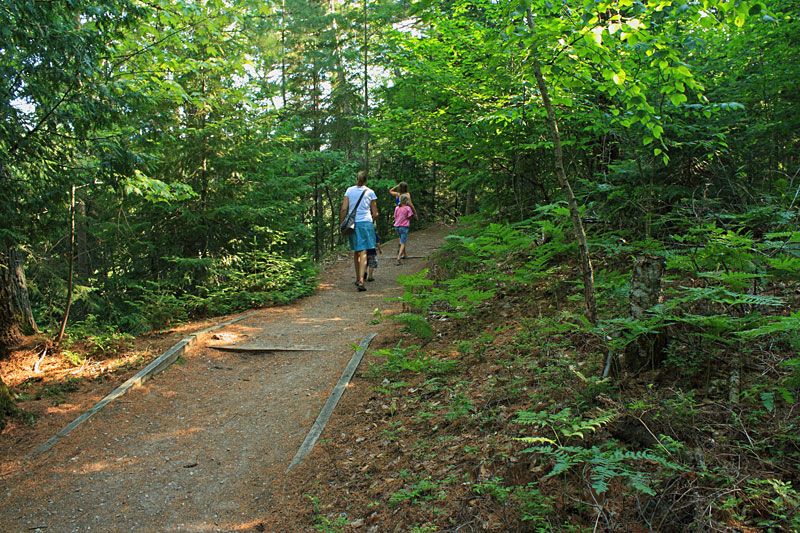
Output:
top-left (1, 0), bottom-right (799, 530)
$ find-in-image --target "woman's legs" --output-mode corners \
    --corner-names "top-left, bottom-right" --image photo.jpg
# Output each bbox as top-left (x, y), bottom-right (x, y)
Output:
top-left (354, 250), bottom-right (367, 289)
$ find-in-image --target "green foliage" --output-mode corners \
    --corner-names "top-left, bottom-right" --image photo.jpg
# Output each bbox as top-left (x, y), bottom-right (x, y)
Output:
top-left (390, 313), bottom-right (434, 340)
top-left (389, 476), bottom-right (447, 506)
top-left (531, 444), bottom-right (677, 496)
top-left (396, 269), bottom-right (493, 319)
top-left (515, 407), bottom-right (617, 446)
top-left (61, 316), bottom-right (134, 359)
top-left (472, 476), bottom-right (512, 504)
top-left (368, 344), bottom-right (459, 377)
top-left (444, 392), bottom-right (473, 422)
top-left (516, 407), bottom-right (680, 497)
top-left (307, 495), bottom-right (349, 533)
top-left (510, 483), bottom-right (553, 529)
top-left (40, 378), bottom-right (83, 407)
top-left (780, 357), bottom-right (800, 390)
top-left (744, 478), bottom-right (800, 530)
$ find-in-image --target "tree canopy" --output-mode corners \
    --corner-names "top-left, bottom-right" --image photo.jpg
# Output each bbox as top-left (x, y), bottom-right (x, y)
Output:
top-left (2, 0), bottom-right (800, 528)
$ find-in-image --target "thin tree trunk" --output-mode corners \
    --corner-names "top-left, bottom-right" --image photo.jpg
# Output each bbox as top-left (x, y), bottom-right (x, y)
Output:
top-left (76, 195), bottom-right (88, 284)
top-left (432, 160), bottom-right (437, 220)
top-left (74, 192), bottom-right (88, 321)
top-left (314, 176), bottom-right (321, 261)
top-left (324, 185), bottom-right (336, 250)
top-left (281, 0), bottom-right (287, 112)
top-left (55, 185), bottom-right (76, 345)
top-left (363, 0), bottom-right (369, 166)
top-left (526, 9), bottom-right (598, 326)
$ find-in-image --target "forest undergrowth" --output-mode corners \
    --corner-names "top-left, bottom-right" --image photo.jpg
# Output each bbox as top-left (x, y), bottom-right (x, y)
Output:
top-left (289, 213), bottom-right (800, 532)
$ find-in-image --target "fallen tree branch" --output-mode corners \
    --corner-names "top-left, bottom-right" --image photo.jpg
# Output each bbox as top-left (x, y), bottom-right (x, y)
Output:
top-left (33, 347), bottom-right (48, 374)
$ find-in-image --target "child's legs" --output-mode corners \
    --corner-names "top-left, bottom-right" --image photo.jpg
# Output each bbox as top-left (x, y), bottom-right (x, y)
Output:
top-left (367, 253), bottom-right (378, 278)
top-left (396, 227), bottom-right (409, 259)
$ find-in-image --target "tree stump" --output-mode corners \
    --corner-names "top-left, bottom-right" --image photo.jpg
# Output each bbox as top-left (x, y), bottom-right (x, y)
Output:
top-left (0, 375), bottom-right (17, 431)
top-left (624, 255), bottom-right (666, 373)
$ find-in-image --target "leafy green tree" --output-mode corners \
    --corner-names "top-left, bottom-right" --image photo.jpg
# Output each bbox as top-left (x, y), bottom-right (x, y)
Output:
top-left (0, 0), bottom-right (146, 352)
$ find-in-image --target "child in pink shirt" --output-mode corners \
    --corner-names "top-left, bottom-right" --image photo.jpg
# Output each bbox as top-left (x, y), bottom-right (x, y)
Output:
top-left (393, 194), bottom-right (413, 265)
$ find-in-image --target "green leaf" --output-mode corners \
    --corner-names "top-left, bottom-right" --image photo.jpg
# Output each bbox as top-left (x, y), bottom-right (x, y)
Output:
top-left (670, 92), bottom-right (687, 106)
top-left (761, 392), bottom-right (775, 413)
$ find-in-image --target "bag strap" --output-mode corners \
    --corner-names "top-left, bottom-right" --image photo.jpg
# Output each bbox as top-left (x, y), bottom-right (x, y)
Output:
top-left (348, 188), bottom-right (368, 219)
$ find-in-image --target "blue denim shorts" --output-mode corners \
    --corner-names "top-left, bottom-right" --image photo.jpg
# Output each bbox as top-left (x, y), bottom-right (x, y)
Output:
top-left (394, 226), bottom-right (409, 244)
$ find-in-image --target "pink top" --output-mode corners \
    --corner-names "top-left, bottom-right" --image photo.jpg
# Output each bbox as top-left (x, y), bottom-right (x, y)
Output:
top-left (394, 205), bottom-right (413, 228)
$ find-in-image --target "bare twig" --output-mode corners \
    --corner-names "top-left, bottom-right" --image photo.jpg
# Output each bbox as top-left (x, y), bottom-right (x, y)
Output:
top-left (71, 358), bottom-right (90, 375)
top-left (33, 347), bottom-right (48, 374)
top-left (633, 414), bottom-right (673, 457)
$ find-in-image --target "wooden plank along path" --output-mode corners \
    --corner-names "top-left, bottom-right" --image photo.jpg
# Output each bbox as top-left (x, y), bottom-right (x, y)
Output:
top-left (286, 332), bottom-right (378, 473)
top-left (29, 317), bottom-right (371, 467)
top-left (29, 313), bottom-right (257, 457)
top-left (212, 344), bottom-right (323, 352)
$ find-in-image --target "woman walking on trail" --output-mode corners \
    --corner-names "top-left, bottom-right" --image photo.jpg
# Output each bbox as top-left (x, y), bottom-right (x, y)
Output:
top-left (393, 194), bottom-right (413, 266)
top-left (389, 181), bottom-right (417, 258)
top-left (340, 170), bottom-right (378, 291)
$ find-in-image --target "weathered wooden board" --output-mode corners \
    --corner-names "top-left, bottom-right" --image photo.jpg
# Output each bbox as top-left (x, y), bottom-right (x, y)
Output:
top-left (287, 332), bottom-right (378, 472)
top-left (212, 344), bottom-right (323, 352)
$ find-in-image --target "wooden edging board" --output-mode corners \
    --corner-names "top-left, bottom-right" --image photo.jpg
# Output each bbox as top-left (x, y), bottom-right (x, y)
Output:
top-left (286, 332), bottom-right (378, 473)
top-left (212, 344), bottom-right (322, 352)
top-left (28, 312), bottom-right (258, 457)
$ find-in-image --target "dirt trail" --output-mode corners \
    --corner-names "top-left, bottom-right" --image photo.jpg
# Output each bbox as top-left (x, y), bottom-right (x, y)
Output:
top-left (0, 225), bottom-right (451, 533)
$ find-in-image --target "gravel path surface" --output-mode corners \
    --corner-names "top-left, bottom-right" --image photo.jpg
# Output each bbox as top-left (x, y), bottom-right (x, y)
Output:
top-left (0, 225), bottom-right (450, 532)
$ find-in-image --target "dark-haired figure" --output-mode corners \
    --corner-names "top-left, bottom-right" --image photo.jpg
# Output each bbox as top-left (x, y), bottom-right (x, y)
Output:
top-left (389, 181), bottom-right (417, 259)
top-left (340, 170), bottom-right (378, 291)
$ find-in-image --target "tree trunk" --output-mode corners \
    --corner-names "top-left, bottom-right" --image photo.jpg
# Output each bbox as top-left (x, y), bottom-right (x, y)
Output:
top-left (464, 188), bottom-right (476, 216)
top-left (526, 9), bottom-right (598, 326)
top-left (0, 246), bottom-right (37, 356)
top-left (624, 255), bottom-right (666, 372)
top-left (8, 247), bottom-right (37, 335)
top-left (0, 257), bottom-right (24, 357)
top-left (281, 0), bottom-right (287, 112)
top-left (74, 194), bottom-right (89, 321)
top-left (0, 373), bottom-right (17, 431)
top-left (362, 0), bottom-right (370, 166)
top-left (55, 185), bottom-right (76, 345)
top-left (76, 194), bottom-right (88, 283)
top-left (324, 184), bottom-right (336, 250)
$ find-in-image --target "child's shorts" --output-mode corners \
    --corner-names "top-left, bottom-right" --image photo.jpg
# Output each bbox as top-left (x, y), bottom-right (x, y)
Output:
top-left (394, 226), bottom-right (409, 244)
top-left (367, 253), bottom-right (378, 269)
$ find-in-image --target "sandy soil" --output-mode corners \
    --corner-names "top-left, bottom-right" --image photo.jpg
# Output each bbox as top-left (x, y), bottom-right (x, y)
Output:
top-left (0, 224), bottom-right (451, 533)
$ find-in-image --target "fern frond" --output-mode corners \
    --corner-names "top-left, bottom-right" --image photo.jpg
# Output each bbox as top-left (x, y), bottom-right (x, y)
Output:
top-left (514, 409), bottom-right (562, 427)
top-left (517, 436), bottom-right (557, 446)
top-left (738, 311), bottom-right (800, 339)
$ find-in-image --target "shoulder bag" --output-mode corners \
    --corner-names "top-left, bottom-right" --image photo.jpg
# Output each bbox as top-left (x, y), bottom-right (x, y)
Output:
top-left (340, 188), bottom-right (367, 235)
